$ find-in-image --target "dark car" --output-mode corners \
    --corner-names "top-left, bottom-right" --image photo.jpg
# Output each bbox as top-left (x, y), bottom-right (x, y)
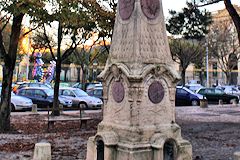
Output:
top-left (175, 86), bottom-right (204, 106)
top-left (196, 87), bottom-right (239, 104)
top-left (17, 87), bottom-right (72, 108)
top-left (13, 82), bottom-right (52, 94)
top-left (87, 88), bottom-right (103, 101)
top-left (72, 82), bottom-right (84, 90)
top-left (72, 82), bottom-right (102, 92)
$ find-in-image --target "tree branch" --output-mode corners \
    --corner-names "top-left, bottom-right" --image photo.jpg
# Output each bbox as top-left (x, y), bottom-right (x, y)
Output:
top-left (196, 0), bottom-right (222, 7)
top-left (43, 24), bottom-right (55, 60)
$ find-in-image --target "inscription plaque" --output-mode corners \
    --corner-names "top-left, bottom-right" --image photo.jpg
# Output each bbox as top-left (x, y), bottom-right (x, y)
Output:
top-left (112, 82), bottom-right (125, 103)
top-left (148, 81), bottom-right (164, 104)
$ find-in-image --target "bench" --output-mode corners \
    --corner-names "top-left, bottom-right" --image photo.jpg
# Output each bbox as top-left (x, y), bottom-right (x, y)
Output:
top-left (46, 104), bottom-right (92, 131)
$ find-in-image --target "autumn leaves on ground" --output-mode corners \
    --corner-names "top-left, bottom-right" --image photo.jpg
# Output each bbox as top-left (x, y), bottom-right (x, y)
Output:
top-left (0, 112), bottom-right (101, 160)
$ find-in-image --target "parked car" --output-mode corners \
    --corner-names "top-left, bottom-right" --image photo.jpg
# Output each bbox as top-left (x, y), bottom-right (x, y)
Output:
top-left (175, 86), bottom-right (204, 106)
top-left (72, 82), bottom-right (84, 90)
top-left (73, 82), bottom-right (102, 92)
top-left (216, 85), bottom-right (240, 98)
top-left (13, 82), bottom-right (52, 94)
top-left (59, 87), bottom-right (103, 109)
top-left (87, 88), bottom-right (103, 101)
top-left (17, 87), bottom-right (72, 108)
top-left (0, 87), bottom-right (33, 111)
top-left (185, 83), bottom-right (204, 93)
top-left (196, 87), bottom-right (239, 104)
top-left (87, 83), bottom-right (102, 90)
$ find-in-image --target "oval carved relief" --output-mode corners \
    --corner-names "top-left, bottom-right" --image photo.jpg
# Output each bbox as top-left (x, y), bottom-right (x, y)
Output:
top-left (119, 0), bottom-right (135, 20)
top-left (148, 81), bottom-right (164, 104)
top-left (141, 0), bottom-right (160, 20)
top-left (112, 81), bottom-right (125, 103)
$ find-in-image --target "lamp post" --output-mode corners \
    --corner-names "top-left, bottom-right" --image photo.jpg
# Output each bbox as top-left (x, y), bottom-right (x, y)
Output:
top-left (206, 37), bottom-right (209, 87)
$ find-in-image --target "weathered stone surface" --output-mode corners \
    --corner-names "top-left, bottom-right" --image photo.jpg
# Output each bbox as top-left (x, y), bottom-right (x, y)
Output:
top-left (234, 152), bottom-right (240, 160)
top-left (86, 0), bottom-right (192, 159)
top-left (33, 142), bottom-right (51, 160)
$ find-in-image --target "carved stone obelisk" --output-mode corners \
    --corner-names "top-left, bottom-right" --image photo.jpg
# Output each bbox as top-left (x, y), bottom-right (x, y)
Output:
top-left (86, 0), bottom-right (192, 159)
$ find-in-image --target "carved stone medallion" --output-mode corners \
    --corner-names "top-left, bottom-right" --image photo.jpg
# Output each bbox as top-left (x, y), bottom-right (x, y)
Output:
top-left (112, 82), bottom-right (125, 103)
top-left (148, 81), bottom-right (164, 104)
top-left (119, 0), bottom-right (135, 20)
top-left (141, 0), bottom-right (160, 19)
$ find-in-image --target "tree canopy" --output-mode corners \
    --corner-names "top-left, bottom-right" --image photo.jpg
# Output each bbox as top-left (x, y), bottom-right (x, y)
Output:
top-left (167, 2), bottom-right (212, 40)
top-left (167, 2), bottom-right (212, 85)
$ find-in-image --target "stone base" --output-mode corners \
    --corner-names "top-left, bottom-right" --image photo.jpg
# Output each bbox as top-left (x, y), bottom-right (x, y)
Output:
top-left (86, 131), bottom-right (192, 160)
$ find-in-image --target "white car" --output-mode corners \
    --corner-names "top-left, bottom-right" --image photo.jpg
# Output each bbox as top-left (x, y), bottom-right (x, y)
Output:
top-left (0, 87), bottom-right (33, 111)
top-left (59, 87), bottom-right (103, 109)
top-left (11, 93), bottom-right (33, 111)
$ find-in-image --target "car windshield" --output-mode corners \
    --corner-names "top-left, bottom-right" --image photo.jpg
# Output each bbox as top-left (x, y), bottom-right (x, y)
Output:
top-left (180, 87), bottom-right (195, 95)
top-left (94, 89), bottom-right (102, 96)
top-left (44, 89), bottom-right (54, 96)
top-left (73, 89), bottom-right (88, 97)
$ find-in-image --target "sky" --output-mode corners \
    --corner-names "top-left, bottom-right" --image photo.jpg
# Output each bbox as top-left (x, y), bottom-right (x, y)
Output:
top-left (162, 0), bottom-right (240, 18)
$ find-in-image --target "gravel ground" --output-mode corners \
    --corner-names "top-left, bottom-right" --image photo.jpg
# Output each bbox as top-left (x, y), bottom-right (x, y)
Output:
top-left (1, 105), bottom-right (240, 160)
top-left (176, 104), bottom-right (240, 160)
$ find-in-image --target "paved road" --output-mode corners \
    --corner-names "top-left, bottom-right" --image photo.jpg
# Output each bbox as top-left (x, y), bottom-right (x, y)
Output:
top-left (176, 104), bottom-right (240, 123)
top-left (176, 104), bottom-right (240, 159)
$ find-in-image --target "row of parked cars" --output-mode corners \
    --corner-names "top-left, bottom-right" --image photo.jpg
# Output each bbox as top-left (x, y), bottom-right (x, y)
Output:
top-left (176, 84), bottom-right (240, 106)
top-left (5, 81), bottom-right (240, 110)
top-left (6, 82), bottom-right (103, 111)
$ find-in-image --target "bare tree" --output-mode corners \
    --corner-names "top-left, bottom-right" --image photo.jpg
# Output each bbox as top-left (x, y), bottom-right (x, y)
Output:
top-left (195, 0), bottom-right (240, 43)
top-left (208, 20), bottom-right (240, 84)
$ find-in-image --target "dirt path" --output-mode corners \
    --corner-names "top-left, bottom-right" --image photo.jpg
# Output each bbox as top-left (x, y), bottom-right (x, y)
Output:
top-left (0, 105), bottom-right (240, 160)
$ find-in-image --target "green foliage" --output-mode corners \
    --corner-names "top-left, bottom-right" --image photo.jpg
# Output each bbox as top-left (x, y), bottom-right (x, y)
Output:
top-left (166, 2), bottom-right (212, 40)
top-left (82, 0), bottom-right (116, 39)
top-left (169, 38), bottom-right (205, 85)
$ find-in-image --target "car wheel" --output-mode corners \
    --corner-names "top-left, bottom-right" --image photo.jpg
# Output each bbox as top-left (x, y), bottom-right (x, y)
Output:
top-left (11, 103), bottom-right (16, 112)
top-left (191, 100), bottom-right (198, 106)
top-left (79, 102), bottom-right (88, 109)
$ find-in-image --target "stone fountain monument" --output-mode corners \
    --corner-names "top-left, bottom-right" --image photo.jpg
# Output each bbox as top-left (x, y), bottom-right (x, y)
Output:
top-left (86, 0), bottom-right (192, 159)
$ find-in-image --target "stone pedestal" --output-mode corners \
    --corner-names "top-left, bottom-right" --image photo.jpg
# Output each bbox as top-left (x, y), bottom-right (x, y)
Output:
top-left (234, 152), bottom-right (240, 160)
top-left (86, 0), bottom-right (192, 159)
top-left (32, 104), bottom-right (38, 114)
top-left (33, 142), bottom-right (51, 160)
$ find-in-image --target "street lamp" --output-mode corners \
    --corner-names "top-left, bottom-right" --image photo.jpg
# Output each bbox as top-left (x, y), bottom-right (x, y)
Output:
top-left (206, 37), bottom-right (209, 87)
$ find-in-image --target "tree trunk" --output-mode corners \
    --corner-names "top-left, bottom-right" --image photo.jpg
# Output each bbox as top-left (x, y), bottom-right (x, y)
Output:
top-left (52, 58), bottom-right (61, 116)
top-left (63, 68), bottom-right (68, 82)
top-left (181, 68), bottom-right (186, 86)
top-left (0, 67), bottom-right (14, 132)
top-left (0, 14), bottom-right (24, 132)
top-left (199, 69), bottom-right (204, 86)
top-left (77, 67), bottom-right (81, 82)
top-left (81, 64), bottom-right (86, 84)
top-left (225, 72), bottom-right (231, 85)
top-left (51, 21), bottom-right (62, 116)
top-left (224, 0), bottom-right (240, 44)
